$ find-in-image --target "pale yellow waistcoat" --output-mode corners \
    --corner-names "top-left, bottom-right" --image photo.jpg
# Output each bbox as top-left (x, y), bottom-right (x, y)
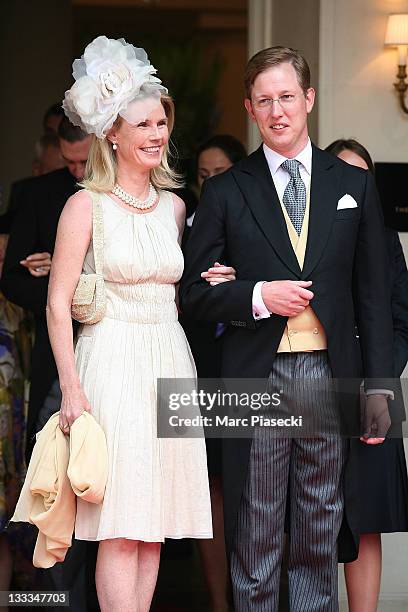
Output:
top-left (276, 190), bottom-right (327, 352)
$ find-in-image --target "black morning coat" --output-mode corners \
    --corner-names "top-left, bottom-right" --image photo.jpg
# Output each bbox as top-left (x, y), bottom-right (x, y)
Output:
top-left (180, 144), bottom-right (403, 557)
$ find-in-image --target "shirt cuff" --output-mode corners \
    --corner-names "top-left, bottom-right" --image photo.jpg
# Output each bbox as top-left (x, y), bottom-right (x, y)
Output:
top-left (365, 389), bottom-right (394, 401)
top-left (252, 281), bottom-right (271, 320)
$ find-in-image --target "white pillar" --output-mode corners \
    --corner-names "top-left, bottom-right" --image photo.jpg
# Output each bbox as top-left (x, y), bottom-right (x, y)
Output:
top-left (247, 0), bottom-right (274, 152)
top-left (318, 0), bottom-right (336, 148)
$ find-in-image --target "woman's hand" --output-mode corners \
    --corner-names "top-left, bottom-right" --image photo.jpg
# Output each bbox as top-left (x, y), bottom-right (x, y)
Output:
top-left (201, 261), bottom-right (236, 286)
top-left (59, 385), bottom-right (91, 435)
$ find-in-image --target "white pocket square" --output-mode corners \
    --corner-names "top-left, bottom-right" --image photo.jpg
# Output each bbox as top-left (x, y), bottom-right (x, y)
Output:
top-left (337, 194), bottom-right (358, 210)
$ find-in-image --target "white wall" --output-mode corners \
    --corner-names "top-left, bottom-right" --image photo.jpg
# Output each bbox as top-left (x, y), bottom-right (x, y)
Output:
top-left (319, 0), bottom-right (408, 161)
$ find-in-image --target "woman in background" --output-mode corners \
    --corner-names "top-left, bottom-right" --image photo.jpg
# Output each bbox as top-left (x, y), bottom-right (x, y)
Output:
top-left (185, 134), bottom-right (247, 231)
top-left (326, 138), bottom-right (408, 612)
top-left (183, 134), bottom-right (246, 612)
top-left (0, 233), bottom-right (35, 606)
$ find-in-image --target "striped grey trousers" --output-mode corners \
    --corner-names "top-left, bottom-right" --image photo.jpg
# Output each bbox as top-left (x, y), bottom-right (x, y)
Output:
top-left (230, 351), bottom-right (346, 612)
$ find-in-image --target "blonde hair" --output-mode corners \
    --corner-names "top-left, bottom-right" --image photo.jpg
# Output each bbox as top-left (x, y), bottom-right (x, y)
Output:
top-left (80, 94), bottom-right (182, 192)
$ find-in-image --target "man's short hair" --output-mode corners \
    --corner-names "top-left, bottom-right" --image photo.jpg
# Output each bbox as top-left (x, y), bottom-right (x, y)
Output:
top-left (244, 46), bottom-right (311, 99)
top-left (58, 116), bottom-right (89, 143)
top-left (43, 103), bottom-right (65, 131)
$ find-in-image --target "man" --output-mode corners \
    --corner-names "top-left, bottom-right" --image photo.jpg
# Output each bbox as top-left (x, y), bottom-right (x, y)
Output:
top-left (1, 117), bottom-right (91, 456)
top-left (43, 102), bottom-right (65, 134)
top-left (0, 130), bottom-right (66, 234)
top-left (32, 131), bottom-right (65, 176)
top-left (180, 47), bottom-right (395, 611)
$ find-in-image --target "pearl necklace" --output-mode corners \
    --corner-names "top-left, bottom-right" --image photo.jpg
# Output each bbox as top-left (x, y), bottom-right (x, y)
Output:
top-left (112, 182), bottom-right (157, 210)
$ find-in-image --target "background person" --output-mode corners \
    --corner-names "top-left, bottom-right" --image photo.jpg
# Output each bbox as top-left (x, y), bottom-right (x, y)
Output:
top-left (1, 117), bottom-right (92, 460)
top-left (0, 105), bottom-right (73, 605)
top-left (32, 132), bottom-right (65, 177)
top-left (42, 102), bottom-right (65, 135)
top-left (1, 119), bottom-right (95, 611)
top-left (186, 134), bottom-right (247, 227)
top-left (183, 134), bottom-right (246, 612)
top-left (0, 103), bottom-right (68, 235)
top-left (0, 251), bottom-right (34, 608)
top-left (326, 138), bottom-right (408, 612)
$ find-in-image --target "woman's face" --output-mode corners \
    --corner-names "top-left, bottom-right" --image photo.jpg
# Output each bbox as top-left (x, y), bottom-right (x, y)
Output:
top-left (337, 149), bottom-right (369, 171)
top-left (197, 147), bottom-right (233, 189)
top-left (110, 100), bottom-right (169, 172)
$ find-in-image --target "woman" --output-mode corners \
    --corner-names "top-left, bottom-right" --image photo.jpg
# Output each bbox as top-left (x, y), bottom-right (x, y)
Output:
top-left (183, 134), bottom-right (246, 612)
top-left (196, 134), bottom-right (247, 186)
top-left (0, 231), bottom-right (36, 600)
top-left (184, 134), bottom-right (247, 374)
top-left (46, 36), bottom-right (234, 612)
top-left (326, 138), bottom-right (408, 612)
top-left (184, 134), bottom-right (247, 232)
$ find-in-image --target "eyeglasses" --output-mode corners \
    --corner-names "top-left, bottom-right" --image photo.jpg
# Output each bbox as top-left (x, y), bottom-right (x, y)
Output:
top-left (252, 94), bottom-right (300, 111)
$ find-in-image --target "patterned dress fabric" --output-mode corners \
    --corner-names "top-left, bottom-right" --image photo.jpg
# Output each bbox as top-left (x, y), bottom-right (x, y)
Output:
top-left (281, 159), bottom-right (307, 235)
top-left (74, 190), bottom-right (212, 542)
top-left (0, 292), bottom-right (37, 588)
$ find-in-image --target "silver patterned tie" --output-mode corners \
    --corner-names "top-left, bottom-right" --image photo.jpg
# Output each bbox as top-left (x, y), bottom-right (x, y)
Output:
top-left (281, 159), bottom-right (306, 235)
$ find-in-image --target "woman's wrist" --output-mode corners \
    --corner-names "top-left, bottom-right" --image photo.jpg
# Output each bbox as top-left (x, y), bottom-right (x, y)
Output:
top-left (60, 380), bottom-right (82, 393)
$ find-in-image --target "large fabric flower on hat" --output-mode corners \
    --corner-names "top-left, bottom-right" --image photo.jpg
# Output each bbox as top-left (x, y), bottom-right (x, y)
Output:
top-left (63, 36), bottom-right (167, 138)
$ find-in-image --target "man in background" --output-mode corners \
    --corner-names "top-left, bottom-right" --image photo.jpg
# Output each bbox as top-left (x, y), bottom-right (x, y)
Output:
top-left (42, 102), bottom-right (65, 134)
top-left (2, 117), bottom-right (91, 454)
top-left (32, 132), bottom-right (65, 176)
top-left (1, 117), bottom-right (95, 612)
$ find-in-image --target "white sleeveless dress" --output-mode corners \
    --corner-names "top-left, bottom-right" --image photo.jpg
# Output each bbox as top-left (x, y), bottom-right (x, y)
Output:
top-left (74, 190), bottom-right (212, 542)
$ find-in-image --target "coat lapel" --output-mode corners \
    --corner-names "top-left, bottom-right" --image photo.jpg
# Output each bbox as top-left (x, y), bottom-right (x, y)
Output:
top-left (232, 147), bottom-right (302, 277)
top-left (302, 145), bottom-right (341, 278)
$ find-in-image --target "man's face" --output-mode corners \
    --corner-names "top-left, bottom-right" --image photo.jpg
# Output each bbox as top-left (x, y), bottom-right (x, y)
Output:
top-left (245, 63), bottom-right (315, 158)
top-left (59, 136), bottom-right (92, 181)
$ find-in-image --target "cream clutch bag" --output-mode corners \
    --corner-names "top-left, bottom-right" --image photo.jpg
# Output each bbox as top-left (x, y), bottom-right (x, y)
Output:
top-left (71, 191), bottom-right (106, 324)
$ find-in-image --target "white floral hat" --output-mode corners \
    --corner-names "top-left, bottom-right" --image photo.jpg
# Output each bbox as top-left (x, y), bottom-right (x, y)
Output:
top-left (62, 36), bottom-right (167, 139)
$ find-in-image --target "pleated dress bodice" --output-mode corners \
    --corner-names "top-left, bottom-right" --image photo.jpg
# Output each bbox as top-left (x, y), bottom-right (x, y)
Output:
top-left (74, 189), bottom-right (212, 542)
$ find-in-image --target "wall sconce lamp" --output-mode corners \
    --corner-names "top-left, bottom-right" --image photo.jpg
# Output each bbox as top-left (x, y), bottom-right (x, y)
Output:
top-left (385, 14), bottom-right (408, 114)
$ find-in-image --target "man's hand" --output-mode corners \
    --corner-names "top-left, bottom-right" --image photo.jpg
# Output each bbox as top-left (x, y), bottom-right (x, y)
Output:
top-left (360, 394), bottom-right (391, 445)
top-left (261, 280), bottom-right (314, 317)
top-left (20, 252), bottom-right (52, 277)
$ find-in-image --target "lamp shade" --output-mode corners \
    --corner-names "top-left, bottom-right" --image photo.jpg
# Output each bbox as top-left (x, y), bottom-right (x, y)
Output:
top-left (385, 14), bottom-right (408, 46)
